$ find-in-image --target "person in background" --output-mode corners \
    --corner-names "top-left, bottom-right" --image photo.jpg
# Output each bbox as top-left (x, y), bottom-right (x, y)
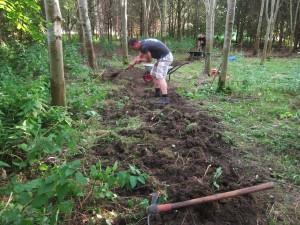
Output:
top-left (196, 33), bottom-right (206, 57)
top-left (128, 38), bottom-right (173, 105)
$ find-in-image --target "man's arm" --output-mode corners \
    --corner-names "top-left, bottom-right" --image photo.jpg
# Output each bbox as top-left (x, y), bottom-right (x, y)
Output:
top-left (128, 52), bottom-right (152, 69)
top-left (141, 51), bottom-right (152, 62)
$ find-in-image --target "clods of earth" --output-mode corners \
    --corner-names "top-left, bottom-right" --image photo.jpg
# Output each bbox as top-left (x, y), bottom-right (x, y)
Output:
top-left (88, 68), bottom-right (272, 225)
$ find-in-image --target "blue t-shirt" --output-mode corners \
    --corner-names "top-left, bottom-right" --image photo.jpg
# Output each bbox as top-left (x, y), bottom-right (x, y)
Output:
top-left (140, 39), bottom-right (170, 59)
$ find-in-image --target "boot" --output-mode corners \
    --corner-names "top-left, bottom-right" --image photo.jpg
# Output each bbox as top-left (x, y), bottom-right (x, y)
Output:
top-left (157, 96), bottom-right (170, 105)
top-left (154, 88), bottom-right (161, 97)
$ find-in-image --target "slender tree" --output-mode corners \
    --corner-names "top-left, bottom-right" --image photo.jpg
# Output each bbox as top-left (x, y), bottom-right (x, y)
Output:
top-left (76, 1), bottom-right (86, 55)
top-left (142, 0), bottom-right (152, 37)
top-left (294, 18), bottom-right (300, 49)
top-left (289, 0), bottom-right (300, 53)
top-left (78, 0), bottom-right (96, 69)
top-left (195, 0), bottom-right (201, 36)
top-left (162, 0), bottom-right (168, 41)
top-left (261, 0), bottom-right (280, 64)
top-left (44, 0), bottom-right (66, 106)
top-left (120, 0), bottom-right (128, 64)
top-left (253, 0), bottom-right (266, 56)
top-left (218, 0), bottom-right (236, 91)
top-left (96, 0), bottom-right (104, 37)
top-left (176, 0), bottom-right (185, 39)
top-left (266, 0), bottom-right (280, 55)
top-left (203, 0), bottom-right (217, 76)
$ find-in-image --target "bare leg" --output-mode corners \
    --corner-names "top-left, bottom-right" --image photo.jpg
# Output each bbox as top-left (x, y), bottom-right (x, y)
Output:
top-left (158, 78), bottom-right (168, 95)
top-left (153, 78), bottom-right (160, 89)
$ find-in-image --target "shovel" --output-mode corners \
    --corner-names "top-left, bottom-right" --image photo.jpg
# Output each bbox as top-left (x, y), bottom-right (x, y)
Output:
top-left (147, 182), bottom-right (274, 214)
top-left (110, 67), bottom-right (130, 78)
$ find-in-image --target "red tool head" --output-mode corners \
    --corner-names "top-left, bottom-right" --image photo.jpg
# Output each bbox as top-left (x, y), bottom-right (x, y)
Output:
top-left (143, 72), bottom-right (153, 83)
top-left (211, 68), bottom-right (219, 76)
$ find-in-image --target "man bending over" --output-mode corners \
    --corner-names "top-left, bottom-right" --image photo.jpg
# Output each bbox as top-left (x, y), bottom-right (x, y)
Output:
top-left (128, 38), bottom-right (173, 105)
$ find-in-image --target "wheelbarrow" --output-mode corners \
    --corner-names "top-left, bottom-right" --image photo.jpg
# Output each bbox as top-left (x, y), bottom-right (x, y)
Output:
top-left (143, 61), bottom-right (189, 83)
top-left (188, 51), bottom-right (205, 60)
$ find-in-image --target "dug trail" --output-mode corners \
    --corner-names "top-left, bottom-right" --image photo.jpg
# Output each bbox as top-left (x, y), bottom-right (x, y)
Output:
top-left (95, 68), bottom-right (271, 225)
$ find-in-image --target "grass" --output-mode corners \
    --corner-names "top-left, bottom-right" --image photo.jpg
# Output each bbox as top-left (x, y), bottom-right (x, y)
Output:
top-left (172, 55), bottom-right (300, 185)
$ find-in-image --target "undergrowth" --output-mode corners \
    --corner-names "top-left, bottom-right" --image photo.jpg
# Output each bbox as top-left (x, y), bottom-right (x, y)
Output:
top-left (0, 41), bottom-right (148, 224)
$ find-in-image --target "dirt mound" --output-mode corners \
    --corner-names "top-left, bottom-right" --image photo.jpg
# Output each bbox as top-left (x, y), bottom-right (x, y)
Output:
top-left (93, 68), bottom-right (270, 225)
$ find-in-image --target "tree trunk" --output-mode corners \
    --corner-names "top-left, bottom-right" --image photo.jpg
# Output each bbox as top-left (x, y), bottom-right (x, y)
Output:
top-left (253, 0), bottom-right (265, 55)
top-left (170, 0), bottom-right (175, 37)
top-left (77, 5), bottom-right (86, 55)
top-left (261, 19), bottom-right (271, 64)
top-left (89, 0), bottom-right (96, 36)
top-left (278, 20), bottom-right (284, 47)
top-left (143, 0), bottom-right (147, 37)
top-left (182, 9), bottom-right (187, 37)
top-left (95, 0), bottom-right (100, 37)
top-left (142, 0), bottom-right (151, 37)
top-left (261, 0), bottom-right (280, 64)
top-left (162, 0), bottom-right (167, 41)
top-left (44, 0), bottom-right (66, 106)
top-left (176, 0), bottom-right (182, 39)
top-left (116, 2), bottom-right (121, 39)
top-left (203, 0), bottom-right (217, 76)
top-left (294, 21), bottom-right (300, 50)
top-left (218, 0), bottom-right (236, 91)
top-left (65, 10), bottom-right (71, 40)
top-left (78, 0), bottom-right (97, 69)
top-left (120, 0), bottom-right (128, 64)
top-left (97, 0), bottom-right (104, 37)
top-left (195, 0), bottom-right (201, 36)
top-left (267, 0), bottom-right (280, 55)
top-left (152, 0), bottom-right (162, 37)
top-left (289, 0), bottom-right (300, 53)
top-left (212, 2), bottom-right (216, 42)
top-left (238, 20), bottom-right (244, 49)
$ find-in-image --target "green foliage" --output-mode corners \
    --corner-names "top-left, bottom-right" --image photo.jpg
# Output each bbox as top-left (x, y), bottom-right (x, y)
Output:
top-left (60, 0), bottom-right (77, 35)
top-left (0, 160), bottom-right (148, 224)
top-left (212, 167), bottom-right (223, 190)
top-left (165, 37), bottom-right (195, 53)
top-left (90, 162), bottom-right (148, 200)
top-left (14, 43), bottom-right (49, 77)
top-left (0, 41), bottom-right (115, 224)
top-left (0, 160), bottom-right (87, 225)
top-left (63, 42), bottom-right (91, 78)
top-left (0, 74), bottom-right (78, 168)
top-left (117, 165), bottom-right (148, 190)
top-left (0, 42), bottom-right (97, 169)
top-left (127, 198), bottom-right (149, 209)
top-left (68, 80), bottom-right (107, 115)
top-left (97, 37), bottom-right (117, 57)
top-left (0, 0), bottom-right (44, 40)
top-left (90, 162), bottom-right (119, 200)
top-left (63, 42), bottom-right (108, 115)
top-left (185, 122), bottom-right (198, 133)
top-left (0, 42), bottom-right (48, 79)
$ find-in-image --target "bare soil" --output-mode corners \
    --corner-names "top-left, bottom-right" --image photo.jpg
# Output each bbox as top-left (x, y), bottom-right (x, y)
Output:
top-left (92, 68), bottom-right (274, 225)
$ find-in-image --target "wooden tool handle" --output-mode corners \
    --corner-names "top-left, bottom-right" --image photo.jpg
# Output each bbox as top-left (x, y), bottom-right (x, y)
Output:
top-left (152, 182), bottom-right (274, 214)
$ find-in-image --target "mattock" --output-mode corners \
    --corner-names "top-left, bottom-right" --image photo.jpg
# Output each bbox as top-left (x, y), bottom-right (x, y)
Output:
top-left (147, 182), bottom-right (274, 224)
